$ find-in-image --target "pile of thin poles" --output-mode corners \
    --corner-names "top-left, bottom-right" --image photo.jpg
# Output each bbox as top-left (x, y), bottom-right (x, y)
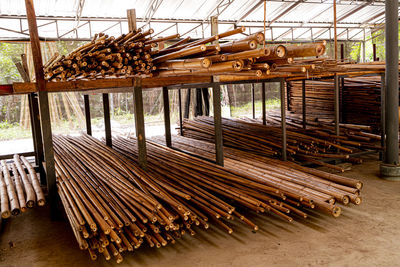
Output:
top-left (53, 134), bottom-right (362, 262)
top-left (0, 155), bottom-right (45, 218)
top-left (180, 116), bottom-right (380, 171)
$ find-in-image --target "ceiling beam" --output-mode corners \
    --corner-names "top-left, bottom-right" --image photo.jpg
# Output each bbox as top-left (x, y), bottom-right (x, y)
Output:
top-left (143, 0), bottom-right (164, 27)
top-left (313, 0), bottom-right (373, 39)
top-left (268, 0), bottom-right (303, 27)
top-left (235, 0), bottom-right (264, 26)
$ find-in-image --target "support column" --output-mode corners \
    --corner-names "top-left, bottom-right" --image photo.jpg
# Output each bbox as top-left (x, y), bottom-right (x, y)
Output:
top-left (211, 16), bottom-right (218, 43)
top-left (280, 79), bottom-right (287, 161)
top-left (127, 9), bottom-right (137, 32)
top-left (373, 43), bottom-right (377, 61)
top-left (380, 0), bottom-right (400, 180)
top-left (340, 43), bottom-right (344, 61)
top-left (380, 74), bottom-right (386, 161)
top-left (251, 83), bottom-right (255, 119)
top-left (102, 93), bottom-right (112, 147)
top-left (84, 94), bottom-right (92, 136)
top-left (334, 75), bottom-right (340, 136)
top-left (302, 80), bottom-right (306, 129)
top-left (28, 93), bottom-right (45, 184)
top-left (162, 87), bottom-right (171, 147)
top-left (261, 83), bottom-right (266, 125)
top-left (178, 89), bottom-right (184, 136)
top-left (184, 88), bottom-right (191, 118)
top-left (212, 81), bottom-right (223, 166)
top-left (133, 78), bottom-right (147, 169)
top-left (25, 0), bottom-right (58, 218)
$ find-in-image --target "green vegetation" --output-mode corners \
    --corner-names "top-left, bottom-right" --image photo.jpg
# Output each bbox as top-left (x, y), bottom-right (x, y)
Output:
top-left (230, 99), bottom-right (281, 118)
top-left (0, 43), bottom-right (24, 84)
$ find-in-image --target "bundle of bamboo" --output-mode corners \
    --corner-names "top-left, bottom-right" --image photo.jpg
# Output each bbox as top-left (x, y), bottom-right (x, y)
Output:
top-left (44, 26), bottom-right (334, 81)
top-left (0, 155), bottom-right (45, 218)
top-left (54, 134), bottom-right (362, 262)
top-left (180, 116), bottom-right (379, 172)
top-left (44, 30), bottom-right (177, 81)
top-left (153, 28), bottom-right (328, 78)
top-left (288, 76), bottom-right (400, 132)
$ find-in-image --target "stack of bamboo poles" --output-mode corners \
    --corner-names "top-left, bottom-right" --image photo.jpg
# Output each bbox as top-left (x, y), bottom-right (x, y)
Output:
top-left (152, 134), bottom-right (362, 207)
top-left (54, 134), bottom-right (362, 262)
top-left (288, 79), bottom-right (335, 120)
top-left (180, 116), bottom-right (380, 172)
top-left (44, 26), bottom-right (332, 81)
top-left (153, 28), bottom-right (328, 78)
top-left (288, 76), bottom-right (400, 132)
top-left (44, 29), bottom-right (177, 81)
top-left (0, 155), bottom-right (45, 219)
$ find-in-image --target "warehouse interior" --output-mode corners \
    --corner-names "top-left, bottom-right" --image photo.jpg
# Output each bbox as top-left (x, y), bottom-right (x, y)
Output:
top-left (0, 0), bottom-right (399, 266)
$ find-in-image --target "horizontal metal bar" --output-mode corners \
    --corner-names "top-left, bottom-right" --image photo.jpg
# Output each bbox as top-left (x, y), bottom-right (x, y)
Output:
top-left (0, 151), bottom-right (35, 160)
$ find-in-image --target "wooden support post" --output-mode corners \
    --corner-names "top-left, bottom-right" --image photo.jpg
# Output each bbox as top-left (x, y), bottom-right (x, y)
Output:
top-left (280, 79), bottom-right (287, 161)
top-left (340, 77), bottom-right (345, 123)
top-left (184, 88), bottom-right (191, 118)
top-left (133, 78), bottom-right (147, 169)
top-left (251, 83), bottom-right (255, 119)
top-left (373, 43), bottom-right (377, 61)
top-left (212, 80), bottom-right (223, 166)
top-left (162, 87), bottom-right (172, 147)
top-left (127, 9), bottom-right (137, 32)
top-left (340, 43), bottom-right (344, 61)
top-left (178, 89), bottom-right (184, 136)
top-left (302, 79), bottom-right (306, 129)
top-left (84, 95), bottom-right (92, 136)
top-left (27, 94), bottom-right (38, 164)
top-left (261, 83), bottom-right (266, 125)
top-left (334, 75), bottom-right (340, 136)
top-left (286, 82), bottom-right (291, 111)
top-left (211, 16), bottom-right (218, 44)
top-left (103, 93), bottom-right (112, 147)
top-left (25, 0), bottom-right (58, 217)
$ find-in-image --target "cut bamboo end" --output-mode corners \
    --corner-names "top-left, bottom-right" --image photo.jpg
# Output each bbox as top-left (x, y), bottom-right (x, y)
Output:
top-left (1, 211), bottom-right (11, 219)
top-left (332, 206), bottom-right (341, 217)
top-left (11, 208), bottom-right (20, 216)
top-left (88, 248), bottom-right (97, 261)
top-left (38, 199), bottom-right (46, 206)
top-left (276, 45), bottom-right (287, 58)
top-left (249, 40), bottom-right (257, 50)
top-left (356, 182), bottom-right (363, 190)
top-left (342, 195), bottom-right (350, 205)
top-left (354, 197), bottom-right (362, 205)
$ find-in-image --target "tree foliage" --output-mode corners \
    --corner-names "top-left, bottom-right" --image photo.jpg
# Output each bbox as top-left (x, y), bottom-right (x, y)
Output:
top-left (0, 43), bottom-right (24, 84)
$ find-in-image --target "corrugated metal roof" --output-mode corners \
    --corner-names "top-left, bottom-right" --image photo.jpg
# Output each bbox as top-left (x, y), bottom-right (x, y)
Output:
top-left (0, 0), bottom-right (391, 41)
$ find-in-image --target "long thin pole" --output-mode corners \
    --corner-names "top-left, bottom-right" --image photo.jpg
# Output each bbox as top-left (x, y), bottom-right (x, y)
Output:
top-left (384, 0), bottom-right (399, 165)
top-left (251, 84), bottom-right (255, 119)
top-left (302, 79), bottom-right (306, 129)
top-left (178, 89), bottom-right (183, 136)
top-left (333, 0), bottom-right (338, 60)
top-left (102, 93), bottom-right (112, 147)
top-left (212, 83), bottom-right (224, 166)
top-left (84, 95), bottom-right (92, 136)
top-left (263, 0), bottom-right (266, 48)
top-left (334, 75), bottom-right (340, 136)
top-left (261, 83), bottom-right (266, 125)
top-left (162, 87), bottom-right (172, 147)
top-left (280, 79), bottom-right (287, 161)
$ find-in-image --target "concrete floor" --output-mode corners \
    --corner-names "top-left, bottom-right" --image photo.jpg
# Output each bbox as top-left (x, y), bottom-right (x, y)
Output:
top-left (1, 156), bottom-right (399, 267)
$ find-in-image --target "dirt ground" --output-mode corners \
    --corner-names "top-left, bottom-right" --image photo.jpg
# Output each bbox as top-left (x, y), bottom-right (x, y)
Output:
top-left (0, 155), bottom-right (399, 267)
